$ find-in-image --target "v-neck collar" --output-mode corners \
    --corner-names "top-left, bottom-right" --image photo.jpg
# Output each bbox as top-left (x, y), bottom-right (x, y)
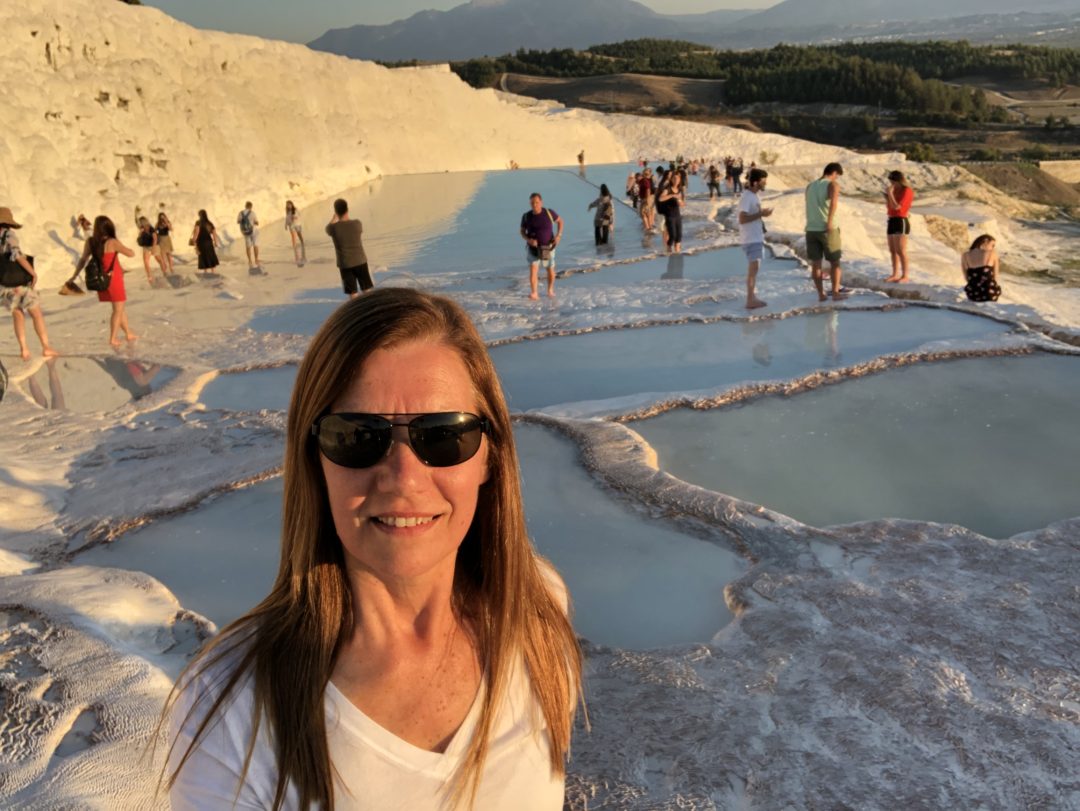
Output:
top-left (325, 678), bottom-right (486, 777)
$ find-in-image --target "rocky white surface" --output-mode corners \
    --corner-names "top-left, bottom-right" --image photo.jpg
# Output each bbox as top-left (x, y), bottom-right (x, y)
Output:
top-left (2, 2), bottom-right (1080, 809)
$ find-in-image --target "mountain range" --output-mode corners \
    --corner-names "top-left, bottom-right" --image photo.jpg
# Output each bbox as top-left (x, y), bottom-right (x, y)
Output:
top-left (307, 0), bottom-right (1080, 62)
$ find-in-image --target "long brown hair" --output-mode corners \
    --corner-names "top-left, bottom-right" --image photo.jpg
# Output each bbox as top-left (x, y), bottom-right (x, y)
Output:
top-left (162, 287), bottom-right (582, 809)
top-left (90, 215), bottom-right (116, 264)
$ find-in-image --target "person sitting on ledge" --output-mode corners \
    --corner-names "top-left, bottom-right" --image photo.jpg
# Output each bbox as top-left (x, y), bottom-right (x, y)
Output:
top-left (961, 234), bottom-right (1002, 303)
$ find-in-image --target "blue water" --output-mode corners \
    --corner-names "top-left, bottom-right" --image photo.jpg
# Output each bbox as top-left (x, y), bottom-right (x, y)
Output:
top-left (491, 307), bottom-right (1013, 412)
top-left (633, 352), bottom-right (1080, 538)
top-left (78, 425), bottom-right (744, 648)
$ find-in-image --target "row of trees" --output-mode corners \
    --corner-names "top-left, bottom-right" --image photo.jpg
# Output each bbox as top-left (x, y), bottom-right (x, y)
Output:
top-left (446, 39), bottom-right (1079, 121)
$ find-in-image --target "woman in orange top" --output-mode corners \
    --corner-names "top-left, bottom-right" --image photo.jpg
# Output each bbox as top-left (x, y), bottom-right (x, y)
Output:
top-left (884, 170), bottom-right (915, 283)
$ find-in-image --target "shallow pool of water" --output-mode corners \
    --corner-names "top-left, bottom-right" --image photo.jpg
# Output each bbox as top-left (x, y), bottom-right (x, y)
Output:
top-left (77, 424), bottom-right (743, 648)
top-left (632, 352), bottom-right (1080, 538)
top-left (20, 357), bottom-right (179, 413)
top-left (199, 366), bottom-right (298, 413)
top-left (491, 307), bottom-right (1012, 412)
top-left (559, 248), bottom-right (773, 289)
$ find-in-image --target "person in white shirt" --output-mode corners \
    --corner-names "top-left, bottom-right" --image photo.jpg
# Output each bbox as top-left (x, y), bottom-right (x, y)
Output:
top-left (738, 168), bottom-right (773, 310)
top-left (164, 288), bottom-right (583, 811)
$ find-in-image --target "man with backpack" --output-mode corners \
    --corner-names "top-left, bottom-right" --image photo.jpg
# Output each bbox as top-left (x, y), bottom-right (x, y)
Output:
top-left (520, 192), bottom-right (563, 300)
top-left (237, 202), bottom-right (260, 270)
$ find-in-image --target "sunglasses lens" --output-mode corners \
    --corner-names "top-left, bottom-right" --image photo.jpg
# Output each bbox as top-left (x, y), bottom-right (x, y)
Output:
top-left (410, 413), bottom-right (485, 467)
top-left (316, 414), bottom-right (390, 469)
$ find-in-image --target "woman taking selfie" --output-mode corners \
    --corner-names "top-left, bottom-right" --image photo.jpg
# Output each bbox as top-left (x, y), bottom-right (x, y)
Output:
top-left (165, 287), bottom-right (582, 810)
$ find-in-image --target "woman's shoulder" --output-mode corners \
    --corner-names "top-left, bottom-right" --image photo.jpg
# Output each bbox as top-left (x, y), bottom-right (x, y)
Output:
top-left (534, 557), bottom-right (569, 614)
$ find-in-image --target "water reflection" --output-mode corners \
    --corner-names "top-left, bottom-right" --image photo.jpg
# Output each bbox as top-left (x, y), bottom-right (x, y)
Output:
top-left (662, 253), bottom-right (685, 280)
top-left (22, 357), bottom-right (177, 413)
top-left (492, 308), bottom-right (1010, 412)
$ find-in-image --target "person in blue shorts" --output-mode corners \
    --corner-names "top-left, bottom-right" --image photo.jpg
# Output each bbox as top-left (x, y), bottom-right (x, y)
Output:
top-left (739, 168), bottom-right (773, 309)
top-left (519, 193), bottom-right (564, 300)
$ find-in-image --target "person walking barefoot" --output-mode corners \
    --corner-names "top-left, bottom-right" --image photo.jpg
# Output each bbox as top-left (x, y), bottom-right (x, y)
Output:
top-left (884, 170), bottom-right (914, 283)
top-left (76, 215), bottom-right (138, 348)
top-left (519, 193), bottom-right (563, 299)
top-left (1, 207), bottom-right (60, 361)
top-left (285, 200), bottom-right (306, 266)
top-left (191, 210), bottom-right (221, 276)
top-left (739, 168), bottom-right (772, 309)
top-left (156, 211), bottom-right (176, 276)
top-left (804, 163), bottom-right (849, 302)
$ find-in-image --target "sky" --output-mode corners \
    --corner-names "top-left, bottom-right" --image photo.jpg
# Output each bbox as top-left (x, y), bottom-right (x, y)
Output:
top-left (141, 0), bottom-right (776, 45)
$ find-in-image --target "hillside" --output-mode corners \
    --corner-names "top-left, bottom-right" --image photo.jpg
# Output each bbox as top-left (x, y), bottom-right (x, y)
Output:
top-left (503, 73), bottom-right (726, 112)
top-left (309, 0), bottom-right (715, 62)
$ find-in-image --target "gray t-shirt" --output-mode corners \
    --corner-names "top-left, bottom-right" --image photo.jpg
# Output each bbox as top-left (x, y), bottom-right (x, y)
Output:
top-left (325, 219), bottom-right (367, 268)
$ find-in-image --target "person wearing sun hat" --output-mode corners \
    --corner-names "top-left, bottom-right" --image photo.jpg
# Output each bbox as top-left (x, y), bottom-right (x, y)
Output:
top-left (0, 206), bottom-right (59, 361)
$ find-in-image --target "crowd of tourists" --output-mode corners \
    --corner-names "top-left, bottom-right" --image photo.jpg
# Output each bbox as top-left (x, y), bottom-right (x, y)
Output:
top-left (2, 158), bottom-right (1004, 361)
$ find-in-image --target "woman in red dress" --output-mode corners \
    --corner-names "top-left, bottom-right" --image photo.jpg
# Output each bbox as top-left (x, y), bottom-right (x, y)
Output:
top-left (76, 216), bottom-right (138, 348)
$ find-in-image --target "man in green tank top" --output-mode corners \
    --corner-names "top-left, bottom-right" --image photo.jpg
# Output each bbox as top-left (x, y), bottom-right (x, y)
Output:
top-left (805, 163), bottom-right (848, 301)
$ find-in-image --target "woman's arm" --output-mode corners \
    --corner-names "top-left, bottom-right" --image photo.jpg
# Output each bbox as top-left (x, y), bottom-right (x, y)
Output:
top-left (886, 185), bottom-right (899, 209)
top-left (16, 254), bottom-right (37, 287)
top-left (109, 238), bottom-right (136, 258)
top-left (74, 240), bottom-right (92, 272)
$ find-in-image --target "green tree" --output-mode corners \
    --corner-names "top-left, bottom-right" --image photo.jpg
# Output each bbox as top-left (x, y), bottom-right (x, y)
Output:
top-left (905, 142), bottom-right (937, 162)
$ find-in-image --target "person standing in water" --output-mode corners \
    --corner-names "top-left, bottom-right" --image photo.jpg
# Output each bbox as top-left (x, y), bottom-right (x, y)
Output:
top-left (884, 170), bottom-right (915, 283)
top-left (285, 200), bottom-right (305, 266)
top-left (588, 184), bottom-right (615, 247)
top-left (739, 168), bottom-right (773, 310)
top-left (520, 193), bottom-right (563, 300)
top-left (1, 206), bottom-right (60, 361)
top-left (657, 172), bottom-right (684, 254)
top-left (804, 163), bottom-right (849, 302)
top-left (325, 198), bottom-right (373, 299)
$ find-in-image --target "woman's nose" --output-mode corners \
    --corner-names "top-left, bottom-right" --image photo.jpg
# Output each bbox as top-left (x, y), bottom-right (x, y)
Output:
top-left (374, 426), bottom-right (426, 490)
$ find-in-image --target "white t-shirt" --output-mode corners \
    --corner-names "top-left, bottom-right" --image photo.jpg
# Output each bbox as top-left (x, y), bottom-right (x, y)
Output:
top-left (738, 189), bottom-right (764, 245)
top-left (169, 570), bottom-right (570, 810)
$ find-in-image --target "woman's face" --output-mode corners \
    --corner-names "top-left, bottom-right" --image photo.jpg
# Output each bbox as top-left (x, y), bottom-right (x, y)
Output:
top-left (320, 339), bottom-right (489, 586)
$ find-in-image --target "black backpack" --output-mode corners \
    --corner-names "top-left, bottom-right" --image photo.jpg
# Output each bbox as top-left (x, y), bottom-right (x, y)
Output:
top-left (85, 252), bottom-right (116, 292)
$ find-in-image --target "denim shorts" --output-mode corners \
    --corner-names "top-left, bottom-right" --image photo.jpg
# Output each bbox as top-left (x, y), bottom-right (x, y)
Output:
top-left (526, 246), bottom-right (556, 269)
top-left (742, 242), bottom-right (764, 263)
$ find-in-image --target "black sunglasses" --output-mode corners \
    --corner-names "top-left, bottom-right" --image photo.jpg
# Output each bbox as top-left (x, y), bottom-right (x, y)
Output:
top-left (312, 412), bottom-right (490, 469)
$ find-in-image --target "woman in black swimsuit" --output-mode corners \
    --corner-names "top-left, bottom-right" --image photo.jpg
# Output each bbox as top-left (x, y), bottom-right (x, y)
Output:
top-left (961, 234), bottom-right (1002, 302)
